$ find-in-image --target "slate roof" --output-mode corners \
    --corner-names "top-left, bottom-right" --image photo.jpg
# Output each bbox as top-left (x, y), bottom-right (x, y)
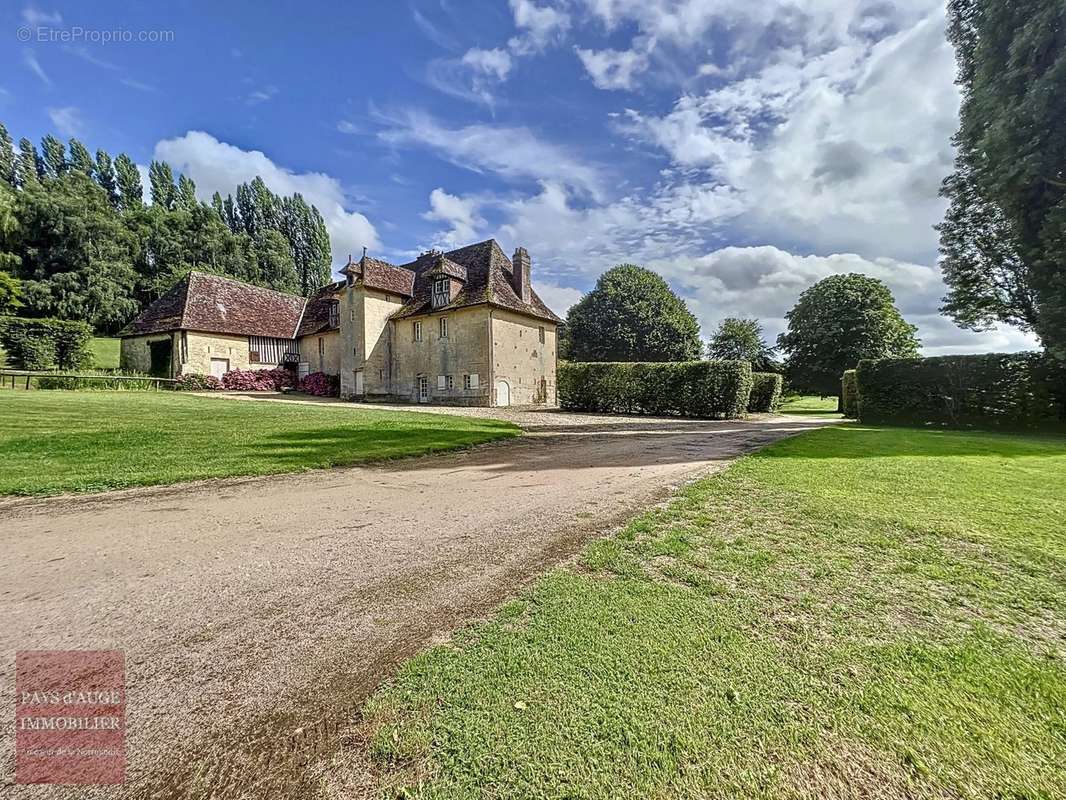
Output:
top-left (391, 240), bottom-right (562, 323)
top-left (295, 281), bottom-right (345, 337)
top-left (119, 272), bottom-right (307, 339)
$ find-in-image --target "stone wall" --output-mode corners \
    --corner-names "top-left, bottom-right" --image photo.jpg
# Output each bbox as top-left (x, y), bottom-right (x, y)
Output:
top-left (389, 306), bottom-right (492, 405)
top-left (298, 330), bottom-right (341, 375)
top-left (490, 309), bottom-right (557, 405)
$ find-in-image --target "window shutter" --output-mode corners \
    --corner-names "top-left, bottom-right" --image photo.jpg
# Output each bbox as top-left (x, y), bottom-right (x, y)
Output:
top-left (470, 373), bottom-right (479, 389)
top-left (437, 375), bottom-right (446, 390)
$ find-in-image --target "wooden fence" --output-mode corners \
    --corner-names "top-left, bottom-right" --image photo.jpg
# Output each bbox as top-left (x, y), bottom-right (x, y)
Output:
top-left (0, 370), bottom-right (178, 390)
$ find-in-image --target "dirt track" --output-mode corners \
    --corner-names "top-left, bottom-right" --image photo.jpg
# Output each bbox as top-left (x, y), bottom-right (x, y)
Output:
top-left (0, 404), bottom-right (827, 798)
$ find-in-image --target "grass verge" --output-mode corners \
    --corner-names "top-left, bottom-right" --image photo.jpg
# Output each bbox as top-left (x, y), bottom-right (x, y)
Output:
top-left (360, 425), bottom-right (1066, 799)
top-left (778, 394), bottom-right (842, 418)
top-left (0, 391), bottom-right (518, 496)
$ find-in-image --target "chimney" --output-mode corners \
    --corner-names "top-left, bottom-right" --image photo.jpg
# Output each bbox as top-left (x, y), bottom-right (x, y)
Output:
top-left (512, 247), bottom-right (532, 304)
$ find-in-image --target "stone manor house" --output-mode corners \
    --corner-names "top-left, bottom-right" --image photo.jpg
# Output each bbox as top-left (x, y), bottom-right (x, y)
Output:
top-left (119, 240), bottom-right (562, 406)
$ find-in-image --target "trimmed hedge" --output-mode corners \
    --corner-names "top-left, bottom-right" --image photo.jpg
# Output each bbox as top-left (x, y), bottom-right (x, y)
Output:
top-left (748, 372), bottom-right (783, 413)
top-left (0, 317), bottom-right (93, 370)
top-left (856, 353), bottom-right (1066, 430)
top-left (37, 371), bottom-right (158, 391)
top-left (558, 360), bottom-right (753, 418)
top-left (841, 370), bottom-right (859, 419)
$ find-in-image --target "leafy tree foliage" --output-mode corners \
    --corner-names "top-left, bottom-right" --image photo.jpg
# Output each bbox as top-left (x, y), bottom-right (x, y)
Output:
top-left (0, 123), bottom-right (15, 187)
top-left (0, 118), bottom-right (340, 333)
top-left (113, 154), bottom-right (143, 211)
top-left (939, 0), bottom-right (1066, 358)
top-left (777, 273), bottom-right (920, 403)
top-left (707, 318), bottom-right (780, 371)
top-left (0, 270), bottom-right (20, 314)
top-left (564, 264), bottom-right (702, 362)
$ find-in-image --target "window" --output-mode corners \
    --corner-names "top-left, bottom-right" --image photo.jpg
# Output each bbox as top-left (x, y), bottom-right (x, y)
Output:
top-left (318, 337), bottom-right (324, 358)
top-left (431, 278), bottom-right (449, 308)
top-left (414, 321), bottom-right (423, 342)
top-left (439, 317), bottom-right (448, 339)
top-left (463, 373), bottom-right (479, 390)
top-left (446, 374), bottom-right (454, 390)
top-left (328, 301), bottom-right (339, 329)
top-left (350, 308), bottom-right (355, 322)
top-left (539, 326), bottom-right (545, 344)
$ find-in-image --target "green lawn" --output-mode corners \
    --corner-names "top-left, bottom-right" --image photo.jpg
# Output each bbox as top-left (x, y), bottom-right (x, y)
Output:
top-left (778, 394), bottom-right (842, 418)
top-left (91, 336), bottom-right (121, 369)
top-left (362, 425), bottom-right (1066, 799)
top-left (0, 392), bottom-right (518, 496)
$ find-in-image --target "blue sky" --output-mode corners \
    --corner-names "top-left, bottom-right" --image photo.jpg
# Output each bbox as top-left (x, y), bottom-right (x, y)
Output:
top-left (2, 0), bottom-right (1037, 354)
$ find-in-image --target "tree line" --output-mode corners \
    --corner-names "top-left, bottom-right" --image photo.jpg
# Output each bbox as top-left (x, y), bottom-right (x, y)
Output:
top-left (0, 121), bottom-right (334, 333)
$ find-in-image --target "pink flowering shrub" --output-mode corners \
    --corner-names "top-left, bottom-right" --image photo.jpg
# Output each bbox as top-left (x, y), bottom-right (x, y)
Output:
top-left (221, 367), bottom-right (296, 391)
top-left (175, 373), bottom-right (223, 391)
top-left (298, 371), bottom-right (340, 397)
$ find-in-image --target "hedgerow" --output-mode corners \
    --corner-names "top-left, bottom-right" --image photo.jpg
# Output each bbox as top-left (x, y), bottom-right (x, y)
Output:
top-left (841, 369), bottom-right (859, 418)
top-left (856, 353), bottom-right (1066, 429)
top-left (558, 360), bottom-right (752, 418)
top-left (0, 317), bottom-right (93, 370)
top-left (747, 372), bottom-right (783, 413)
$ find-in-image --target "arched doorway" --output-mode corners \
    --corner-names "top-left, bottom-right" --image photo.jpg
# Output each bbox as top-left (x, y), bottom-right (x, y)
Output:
top-left (495, 379), bottom-right (511, 407)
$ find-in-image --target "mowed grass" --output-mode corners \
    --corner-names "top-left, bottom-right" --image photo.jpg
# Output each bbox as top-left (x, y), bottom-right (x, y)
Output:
top-left (778, 394), bottom-right (842, 418)
top-left (0, 391), bottom-right (518, 496)
top-left (90, 337), bottom-right (121, 369)
top-left (360, 425), bottom-right (1066, 799)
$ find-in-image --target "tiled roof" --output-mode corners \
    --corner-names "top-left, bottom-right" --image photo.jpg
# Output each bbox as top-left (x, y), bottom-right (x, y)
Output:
top-left (119, 272), bottom-right (307, 339)
top-left (343, 255), bottom-right (416, 297)
top-left (391, 240), bottom-right (562, 323)
top-left (295, 281), bottom-right (345, 337)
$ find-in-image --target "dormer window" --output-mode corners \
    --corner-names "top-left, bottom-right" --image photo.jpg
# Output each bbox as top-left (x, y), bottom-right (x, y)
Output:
top-left (431, 278), bottom-right (450, 309)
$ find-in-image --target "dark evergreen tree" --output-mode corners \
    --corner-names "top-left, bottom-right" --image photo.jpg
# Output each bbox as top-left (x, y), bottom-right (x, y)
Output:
top-left (176, 174), bottom-right (198, 211)
top-left (148, 160), bottom-right (177, 210)
top-left (0, 123), bottom-right (15, 187)
top-left (68, 138), bottom-right (95, 176)
top-left (94, 150), bottom-right (120, 208)
top-left (40, 135), bottom-right (66, 178)
top-left (16, 138), bottom-right (42, 187)
top-left (939, 0), bottom-right (1066, 358)
top-left (113, 154), bottom-right (143, 211)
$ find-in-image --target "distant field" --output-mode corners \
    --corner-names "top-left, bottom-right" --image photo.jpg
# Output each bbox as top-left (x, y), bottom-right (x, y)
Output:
top-left (778, 394), bottom-right (841, 418)
top-left (362, 424), bottom-right (1066, 798)
top-left (91, 337), bottom-right (121, 369)
top-left (0, 392), bottom-right (519, 496)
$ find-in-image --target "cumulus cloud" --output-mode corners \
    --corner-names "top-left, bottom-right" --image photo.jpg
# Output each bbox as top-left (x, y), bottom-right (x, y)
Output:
top-left (533, 281), bottom-right (584, 316)
top-left (154, 131), bottom-right (379, 267)
top-left (47, 106), bottom-right (84, 137)
top-left (575, 46), bottom-right (650, 90)
top-left (423, 188), bottom-right (485, 249)
top-left (508, 0), bottom-right (571, 54)
top-left (377, 110), bottom-right (604, 199)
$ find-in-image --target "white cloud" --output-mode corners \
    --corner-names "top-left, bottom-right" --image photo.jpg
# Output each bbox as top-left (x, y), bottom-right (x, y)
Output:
top-left (575, 46), bottom-right (650, 90)
top-left (246, 85), bottom-right (278, 105)
top-left (461, 47), bottom-right (513, 80)
top-left (533, 281), bottom-right (584, 316)
top-left (22, 6), bottom-right (61, 25)
top-left (47, 106), bottom-right (84, 137)
top-left (423, 188), bottom-right (485, 248)
top-left (154, 131), bottom-right (379, 267)
top-left (623, 10), bottom-right (960, 263)
top-left (508, 0), bottom-right (571, 54)
top-left (23, 50), bottom-right (51, 86)
top-left (377, 110), bottom-right (604, 199)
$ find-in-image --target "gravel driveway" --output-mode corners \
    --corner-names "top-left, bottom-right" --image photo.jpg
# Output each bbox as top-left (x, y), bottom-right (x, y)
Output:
top-left (0, 402), bottom-right (828, 798)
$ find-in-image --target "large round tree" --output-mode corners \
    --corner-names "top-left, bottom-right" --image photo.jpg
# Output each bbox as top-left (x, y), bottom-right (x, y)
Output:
top-left (777, 274), bottom-right (919, 405)
top-left (563, 264), bottom-right (702, 362)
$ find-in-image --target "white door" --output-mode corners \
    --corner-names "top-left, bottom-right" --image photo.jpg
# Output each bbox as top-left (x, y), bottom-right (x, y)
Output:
top-left (354, 370), bottom-right (364, 395)
top-left (418, 376), bottom-right (429, 403)
top-left (495, 379), bottom-right (510, 407)
top-left (210, 358), bottom-right (229, 379)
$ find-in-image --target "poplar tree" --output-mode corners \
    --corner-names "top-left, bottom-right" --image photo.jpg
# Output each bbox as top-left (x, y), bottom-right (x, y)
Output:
top-left (40, 135), bottom-right (66, 177)
top-left (114, 154), bottom-right (143, 211)
top-left (94, 150), bottom-right (120, 208)
top-left (68, 138), bottom-right (95, 176)
top-left (148, 160), bottom-right (177, 210)
top-left (177, 174), bottom-right (198, 211)
top-left (0, 123), bottom-right (15, 187)
top-left (16, 139), bottom-right (41, 187)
